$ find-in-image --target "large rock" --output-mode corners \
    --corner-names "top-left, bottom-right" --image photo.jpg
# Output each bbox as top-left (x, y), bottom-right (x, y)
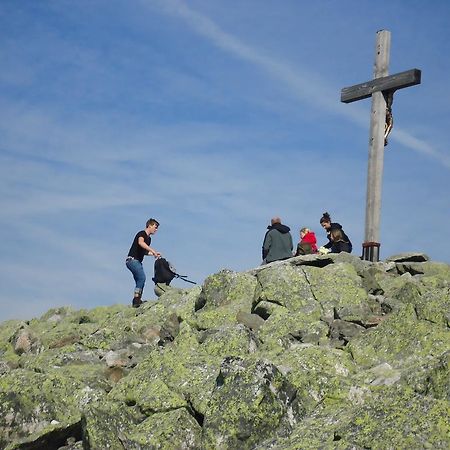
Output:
top-left (259, 386), bottom-right (450, 449)
top-left (1, 254), bottom-right (449, 449)
top-left (0, 369), bottom-right (90, 449)
top-left (194, 270), bottom-right (257, 329)
top-left (202, 357), bottom-right (303, 449)
top-left (347, 303), bottom-right (450, 368)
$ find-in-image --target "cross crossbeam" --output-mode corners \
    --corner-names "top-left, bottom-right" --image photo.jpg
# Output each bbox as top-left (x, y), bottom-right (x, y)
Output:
top-left (341, 68), bottom-right (421, 103)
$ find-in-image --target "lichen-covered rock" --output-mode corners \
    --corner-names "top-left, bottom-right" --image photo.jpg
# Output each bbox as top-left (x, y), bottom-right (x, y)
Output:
top-left (196, 270), bottom-right (257, 310)
top-left (120, 408), bottom-right (202, 449)
top-left (1, 253), bottom-right (449, 449)
top-left (347, 303), bottom-right (450, 368)
top-left (301, 263), bottom-right (369, 321)
top-left (0, 369), bottom-right (87, 449)
top-left (401, 351), bottom-right (450, 401)
top-left (80, 301), bottom-right (178, 351)
top-left (194, 270), bottom-right (257, 329)
top-left (386, 252), bottom-right (430, 263)
top-left (202, 357), bottom-right (303, 450)
top-left (410, 276), bottom-right (450, 326)
top-left (198, 324), bottom-right (260, 357)
top-left (259, 386), bottom-right (450, 449)
top-left (109, 373), bottom-right (188, 414)
top-left (107, 323), bottom-right (221, 418)
top-left (81, 399), bottom-right (144, 449)
top-left (270, 345), bottom-right (358, 413)
top-left (257, 309), bottom-right (329, 353)
top-left (157, 285), bottom-right (202, 325)
top-left (254, 264), bottom-right (318, 314)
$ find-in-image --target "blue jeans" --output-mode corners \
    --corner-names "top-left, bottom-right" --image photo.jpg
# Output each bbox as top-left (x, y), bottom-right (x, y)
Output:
top-left (126, 258), bottom-right (146, 295)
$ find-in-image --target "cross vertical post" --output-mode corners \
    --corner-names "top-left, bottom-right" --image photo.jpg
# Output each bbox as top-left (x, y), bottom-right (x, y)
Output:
top-left (364, 30), bottom-right (390, 262)
top-left (341, 30), bottom-right (421, 262)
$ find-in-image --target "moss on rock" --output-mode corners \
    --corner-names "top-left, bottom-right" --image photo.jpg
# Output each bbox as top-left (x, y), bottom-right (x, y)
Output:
top-left (1, 253), bottom-right (449, 449)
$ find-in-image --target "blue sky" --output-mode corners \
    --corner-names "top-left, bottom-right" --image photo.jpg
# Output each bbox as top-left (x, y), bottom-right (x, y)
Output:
top-left (1, 0), bottom-right (449, 322)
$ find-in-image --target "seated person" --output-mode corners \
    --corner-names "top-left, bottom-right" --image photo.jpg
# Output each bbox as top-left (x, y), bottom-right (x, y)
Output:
top-left (294, 227), bottom-right (318, 255)
top-left (262, 217), bottom-right (293, 263)
top-left (329, 228), bottom-right (352, 253)
top-left (320, 211), bottom-right (352, 253)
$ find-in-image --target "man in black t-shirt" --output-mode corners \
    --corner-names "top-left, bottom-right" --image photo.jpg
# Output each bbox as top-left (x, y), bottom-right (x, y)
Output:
top-left (126, 218), bottom-right (161, 307)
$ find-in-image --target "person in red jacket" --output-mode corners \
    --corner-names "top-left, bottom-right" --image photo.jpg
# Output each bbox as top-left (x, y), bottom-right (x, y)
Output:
top-left (294, 227), bottom-right (318, 256)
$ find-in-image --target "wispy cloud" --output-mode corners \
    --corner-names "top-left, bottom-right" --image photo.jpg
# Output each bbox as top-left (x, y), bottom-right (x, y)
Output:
top-left (1, 1), bottom-right (448, 323)
top-left (392, 128), bottom-right (450, 169)
top-left (151, 0), bottom-right (449, 170)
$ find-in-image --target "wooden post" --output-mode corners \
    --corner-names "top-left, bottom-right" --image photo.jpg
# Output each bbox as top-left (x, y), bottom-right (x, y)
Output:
top-left (364, 30), bottom-right (390, 262)
top-left (340, 30), bottom-right (421, 262)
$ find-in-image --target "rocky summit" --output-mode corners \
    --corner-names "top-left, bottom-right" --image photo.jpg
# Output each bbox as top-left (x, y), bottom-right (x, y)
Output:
top-left (0, 252), bottom-right (449, 449)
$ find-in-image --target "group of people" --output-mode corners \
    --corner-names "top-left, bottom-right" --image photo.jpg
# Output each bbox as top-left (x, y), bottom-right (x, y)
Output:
top-left (125, 211), bottom-right (352, 307)
top-left (262, 212), bottom-right (352, 264)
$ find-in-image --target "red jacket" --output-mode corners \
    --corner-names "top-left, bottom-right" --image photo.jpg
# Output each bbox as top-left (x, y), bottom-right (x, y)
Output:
top-left (300, 231), bottom-right (318, 253)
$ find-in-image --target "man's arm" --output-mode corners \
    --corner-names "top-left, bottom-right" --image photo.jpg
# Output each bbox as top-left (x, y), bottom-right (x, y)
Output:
top-left (138, 236), bottom-right (161, 258)
top-left (262, 232), bottom-right (271, 259)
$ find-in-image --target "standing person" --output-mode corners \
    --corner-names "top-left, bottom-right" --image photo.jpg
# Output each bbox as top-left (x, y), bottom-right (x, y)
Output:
top-left (126, 218), bottom-right (161, 308)
top-left (262, 217), bottom-right (293, 264)
top-left (329, 228), bottom-right (352, 253)
top-left (294, 227), bottom-right (318, 256)
top-left (319, 212), bottom-right (352, 253)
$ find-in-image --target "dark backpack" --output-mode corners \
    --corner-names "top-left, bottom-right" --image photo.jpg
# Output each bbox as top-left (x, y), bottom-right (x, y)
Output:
top-left (152, 258), bottom-right (196, 285)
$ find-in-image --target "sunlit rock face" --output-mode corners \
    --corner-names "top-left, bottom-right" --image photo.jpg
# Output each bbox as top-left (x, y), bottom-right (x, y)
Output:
top-left (0, 252), bottom-right (449, 449)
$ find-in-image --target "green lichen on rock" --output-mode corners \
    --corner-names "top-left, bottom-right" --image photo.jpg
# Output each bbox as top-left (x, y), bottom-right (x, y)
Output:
top-left (0, 369), bottom-right (85, 449)
top-left (0, 252), bottom-right (449, 449)
top-left (121, 408), bottom-right (202, 449)
top-left (301, 263), bottom-right (370, 321)
top-left (202, 357), bottom-right (303, 450)
top-left (254, 264), bottom-right (317, 313)
top-left (401, 351), bottom-right (450, 401)
top-left (257, 309), bottom-right (329, 353)
top-left (82, 399), bottom-right (144, 449)
top-left (194, 270), bottom-right (257, 329)
top-left (198, 324), bottom-right (260, 357)
top-left (259, 386), bottom-right (450, 449)
top-left (158, 285), bottom-right (202, 325)
top-left (347, 302), bottom-right (450, 368)
top-left (410, 276), bottom-right (450, 326)
top-left (270, 345), bottom-right (358, 413)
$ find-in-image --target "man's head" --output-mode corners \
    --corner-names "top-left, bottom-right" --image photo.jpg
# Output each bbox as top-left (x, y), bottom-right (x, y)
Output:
top-left (146, 218), bottom-right (160, 234)
top-left (271, 216), bottom-right (281, 226)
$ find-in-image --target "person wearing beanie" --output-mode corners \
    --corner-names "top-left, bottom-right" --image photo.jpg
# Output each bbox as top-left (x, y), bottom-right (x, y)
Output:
top-left (262, 217), bottom-right (293, 263)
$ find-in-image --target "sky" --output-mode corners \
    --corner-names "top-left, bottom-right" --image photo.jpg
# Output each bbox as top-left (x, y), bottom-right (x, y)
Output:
top-left (1, 0), bottom-right (449, 322)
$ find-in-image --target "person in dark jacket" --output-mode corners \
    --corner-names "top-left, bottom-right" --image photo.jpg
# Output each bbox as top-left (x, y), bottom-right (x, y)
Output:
top-left (319, 211), bottom-right (352, 253)
top-left (329, 228), bottom-right (352, 253)
top-left (262, 217), bottom-right (293, 263)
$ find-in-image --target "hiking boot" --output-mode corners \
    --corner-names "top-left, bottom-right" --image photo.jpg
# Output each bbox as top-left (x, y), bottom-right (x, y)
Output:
top-left (132, 297), bottom-right (143, 308)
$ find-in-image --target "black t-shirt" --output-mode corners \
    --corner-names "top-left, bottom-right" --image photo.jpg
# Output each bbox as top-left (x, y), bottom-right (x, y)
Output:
top-left (128, 230), bottom-right (151, 262)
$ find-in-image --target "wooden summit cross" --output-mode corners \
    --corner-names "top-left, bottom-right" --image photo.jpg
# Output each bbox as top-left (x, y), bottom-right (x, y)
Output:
top-left (341, 30), bottom-right (421, 262)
